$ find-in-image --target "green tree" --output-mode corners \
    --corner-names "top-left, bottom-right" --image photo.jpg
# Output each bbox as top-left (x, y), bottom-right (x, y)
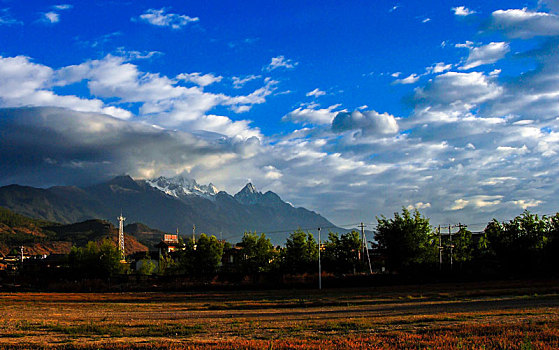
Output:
top-left (375, 208), bottom-right (436, 273)
top-left (485, 211), bottom-right (549, 272)
top-left (323, 231), bottom-right (363, 275)
top-left (281, 229), bottom-right (318, 274)
top-left (137, 254), bottom-right (156, 276)
top-left (236, 232), bottom-right (278, 275)
top-left (67, 239), bottom-right (124, 279)
top-left (452, 225), bottom-right (474, 265)
top-left (195, 234), bottom-right (224, 277)
top-left (546, 213), bottom-right (559, 270)
top-left (176, 233), bottom-right (224, 278)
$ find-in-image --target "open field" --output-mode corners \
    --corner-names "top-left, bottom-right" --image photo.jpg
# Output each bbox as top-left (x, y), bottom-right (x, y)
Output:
top-left (0, 279), bottom-right (558, 349)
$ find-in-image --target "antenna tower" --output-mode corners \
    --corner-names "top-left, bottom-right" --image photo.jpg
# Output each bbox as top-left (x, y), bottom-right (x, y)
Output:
top-left (117, 212), bottom-right (126, 260)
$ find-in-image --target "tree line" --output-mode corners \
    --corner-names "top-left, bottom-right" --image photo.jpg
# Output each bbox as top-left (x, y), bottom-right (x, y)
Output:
top-left (36, 209), bottom-right (559, 281)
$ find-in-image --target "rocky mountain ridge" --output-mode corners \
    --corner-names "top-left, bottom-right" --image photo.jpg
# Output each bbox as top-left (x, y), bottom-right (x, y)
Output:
top-left (0, 176), bottom-right (339, 245)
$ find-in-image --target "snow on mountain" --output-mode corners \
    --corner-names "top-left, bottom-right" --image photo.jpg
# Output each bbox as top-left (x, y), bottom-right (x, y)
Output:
top-left (146, 175), bottom-right (219, 201)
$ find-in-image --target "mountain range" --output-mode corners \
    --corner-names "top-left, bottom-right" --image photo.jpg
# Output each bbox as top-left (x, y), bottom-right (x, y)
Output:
top-left (0, 175), bottom-right (339, 245)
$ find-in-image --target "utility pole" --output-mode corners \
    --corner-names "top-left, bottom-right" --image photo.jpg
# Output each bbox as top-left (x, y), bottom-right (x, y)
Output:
top-left (318, 227), bottom-right (322, 290)
top-left (359, 222), bottom-right (366, 263)
top-left (20, 245), bottom-right (24, 263)
top-left (438, 225), bottom-right (442, 271)
top-left (192, 224), bottom-right (196, 244)
top-left (358, 223), bottom-right (373, 275)
top-left (448, 224), bottom-right (453, 271)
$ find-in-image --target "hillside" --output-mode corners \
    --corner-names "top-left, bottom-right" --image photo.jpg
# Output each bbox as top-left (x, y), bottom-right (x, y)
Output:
top-left (0, 207), bottom-right (147, 256)
top-left (124, 223), bottom-right (167, 250)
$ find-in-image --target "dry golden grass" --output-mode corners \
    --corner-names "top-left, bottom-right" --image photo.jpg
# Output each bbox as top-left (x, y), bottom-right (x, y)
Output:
top-left (0, 279), bottom-right (558, 349)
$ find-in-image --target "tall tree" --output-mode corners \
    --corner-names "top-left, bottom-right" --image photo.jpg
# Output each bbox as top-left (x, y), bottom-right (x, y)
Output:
top-left (485, 211), bottom-right (549, 272)
top-left (375, 208), bottom-right (436, 273)
top-left (67, 239), bottom-right (124, 279)
top-left (281, 229), bottom-right (318, 274)
top-left (176, 233), bottom-right (224, 278)
top-left (323, 231), bottom-right (363, 275)
top-left (452, 225), bottom-right (474, 265)
top-left (235, 232), bottom-right (278, 275)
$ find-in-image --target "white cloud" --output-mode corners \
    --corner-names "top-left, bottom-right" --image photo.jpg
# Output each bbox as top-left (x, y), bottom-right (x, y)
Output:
top-left (394, 73), bottom-right (420, 84)
top-left (332, 110), bottom-right (399, 136)
top-left (452, 6), bottom-right (476, 16)
top-left (450, 196), bottom-right (503, 211)
top-left (53, 4), bottom-right (73, 10)
top-left (43, 12), bottom-right (59, 23)
top-left (491, 8), bottom-right (559, 38)
top-left (391, 72), bottom-right (402, 78)
top-left (283, 104), bottom-right (341, 125)
top-left (489, 69), bottom-right (501, 76)
top-left (459, 42), bottom-right (510, 70)
top-left (512, 199), bottom-right (542, 209)
top-left (232, 75), bottom-right (260, 89)
top-left (265, 56), bottom-right (298, 71)
top-left (114, 48), bottom-right (162, 60)
top-left (0, 54), bottom-right (278, 140)
top-left (137, 8), bottom-right (199, 29)
top-left (306, 88), bottom-right (326, 97)
top-left (263, 165), bottom-right (283, 179)
top-left (455, 41), bottom-right (474, 49)
top-left (177, 72), bottom-right (222, 87)
top-left (407, 202), bottom-right (431, 210)
top-left (426, 62), bottom-right (452, 74)
top-left (414, 71), bottom-right (502, 108)
top-left (480, 177), bottom-right (516, 186)
top-left (422, 18), bottom-right (431, 23)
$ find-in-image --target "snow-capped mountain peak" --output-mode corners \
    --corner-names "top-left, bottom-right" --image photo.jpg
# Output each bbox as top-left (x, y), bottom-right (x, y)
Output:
top-left (146, 175), bottom-right (219, 201)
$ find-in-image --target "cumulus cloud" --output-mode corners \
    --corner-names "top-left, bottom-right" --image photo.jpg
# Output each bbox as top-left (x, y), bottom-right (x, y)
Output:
top-left (265, 56), bottom-right (298, 71)
top-left (426, 62), bottom-right (452, 74)
top-left (393, 73), bottom-right (420, 84)
top-left (283, 104), bottom-right (341, 125)
top-left (491, 8), bottom-right (559, 38)
top-left (413, 71), bottom-right (502, 114)
top-left (0, 54), bottom-right (277, 138)
top-left (459, 42), bottom-right (510, 70)
top-left (176, 72), bottom-right (222, 87)
top-left (136, 8), bottom-right (199, 29)
top-left (332, 110), bottom-right (399, 136)
top-left (0, 55), bottom-right (132, 119)
top-left (452, 6), bottom-right (476, 16)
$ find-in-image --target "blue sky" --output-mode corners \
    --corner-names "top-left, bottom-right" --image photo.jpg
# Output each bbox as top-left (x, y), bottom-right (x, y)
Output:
top-left (1, 0), bottom-right (559, 230)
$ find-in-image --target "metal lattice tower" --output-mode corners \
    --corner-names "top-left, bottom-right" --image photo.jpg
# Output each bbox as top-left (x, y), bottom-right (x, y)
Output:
top-left (117, 213), bottom-right (126, 260)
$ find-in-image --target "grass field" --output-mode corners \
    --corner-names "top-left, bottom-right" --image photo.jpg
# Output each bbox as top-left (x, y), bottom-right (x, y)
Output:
top-left (0, 279), bottom-right (558, 349)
